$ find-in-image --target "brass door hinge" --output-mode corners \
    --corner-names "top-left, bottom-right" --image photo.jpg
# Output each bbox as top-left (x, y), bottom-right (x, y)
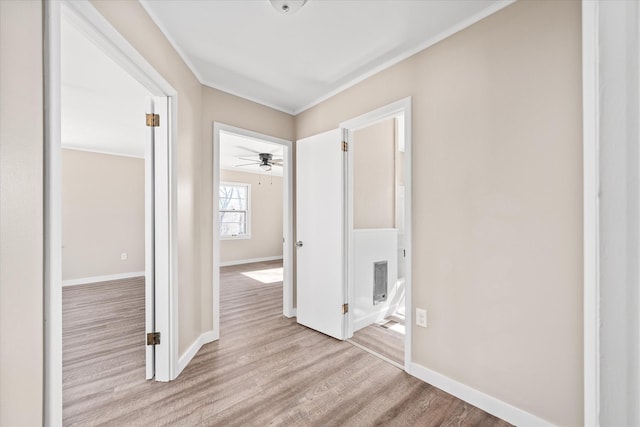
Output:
top-left (341, 141), bottom-right (348, 152)
top-left (342, 303), bottom-right (349, 314)
top-left (146, 113), bottom-right (160, 127)
top-left (146, 332), bottom-right (161, 345)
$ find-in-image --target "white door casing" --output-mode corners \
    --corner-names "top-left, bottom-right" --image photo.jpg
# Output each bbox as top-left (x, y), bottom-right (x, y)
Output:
top-left (340, 97), bottom-right (412, 370)
top-left (45, 1), bottom-right (179, 424)
top-left (296, 128), bottom-right (347, 340)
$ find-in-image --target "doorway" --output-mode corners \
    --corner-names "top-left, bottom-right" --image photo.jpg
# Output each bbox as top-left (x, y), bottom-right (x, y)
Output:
top-left (45, 1), bottom-right (178, 424)
top-left (345, 114), bottom-right (407, 368)
top-left (293, 97), bottom-right (412, 370)
top-left (343, 98), bottom-right (412, 370)
top-left (212, 123), bottom-right (294, 340)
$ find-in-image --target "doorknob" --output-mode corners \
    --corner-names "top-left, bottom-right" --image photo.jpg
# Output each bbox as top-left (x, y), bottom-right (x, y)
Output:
top-left (296, 241), bottom-right (303, 248)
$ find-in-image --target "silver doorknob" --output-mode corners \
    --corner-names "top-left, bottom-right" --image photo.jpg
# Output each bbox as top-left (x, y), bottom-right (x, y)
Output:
top-left (296, 241), bottom-right (303, 248)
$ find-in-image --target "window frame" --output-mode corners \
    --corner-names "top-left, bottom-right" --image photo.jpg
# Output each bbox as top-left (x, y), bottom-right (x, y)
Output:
top-left (219, 181), bottom-right (251, 240)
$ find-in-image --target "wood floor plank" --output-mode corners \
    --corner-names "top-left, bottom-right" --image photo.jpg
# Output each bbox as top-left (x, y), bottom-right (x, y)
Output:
top-left (62, 261), bottom-right (512, 426)
top-left (350, 317), bottom-right (405, 365)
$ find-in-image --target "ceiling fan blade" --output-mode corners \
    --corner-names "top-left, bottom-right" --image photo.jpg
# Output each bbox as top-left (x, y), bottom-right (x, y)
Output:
top-left (234, 162), bottom-right (259, 167)
top-left (237, 157), bottom-right (259, 162)
top-left (271, 159), bottom-right (284, 164)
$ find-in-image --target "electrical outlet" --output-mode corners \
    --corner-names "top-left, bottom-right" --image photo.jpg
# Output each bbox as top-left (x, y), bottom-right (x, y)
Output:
top-left (416, 308), bottom-right (427, 328)
top-left (121, 252), bottom-right (128, 261)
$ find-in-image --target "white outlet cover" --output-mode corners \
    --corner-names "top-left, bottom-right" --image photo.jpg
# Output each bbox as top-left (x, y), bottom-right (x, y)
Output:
top-left (121, 252), bottom-right (128, 260)
top-left (416, 308), bottom-right (427, 327)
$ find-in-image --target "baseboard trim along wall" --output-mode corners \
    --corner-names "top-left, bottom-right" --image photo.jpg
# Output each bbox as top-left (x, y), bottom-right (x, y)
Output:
top-left (177, 331), bottom-right (217, 376)
top-left (62, 271), bottom-right (145, 286)
top-left (220, 255), bottom-right (283, 267)
top-left (408, 363), bottom-right (555, 427)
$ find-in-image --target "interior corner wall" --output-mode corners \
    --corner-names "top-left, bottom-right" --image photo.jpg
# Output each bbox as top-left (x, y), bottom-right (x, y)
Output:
top-left (90, 0), bottom-right (204, 357)
top-left (201, 86), bottom-right (294, 333)
top-left (62, 149), bottom-right (145, 281)
top-left (295, 1), bottom-right (583, 425)
top-left (219, 170), bottom-right (283, 264)
top-left (0, 0), bottom-right (44, 424)
top-left (353, 118), bottom-right (395, 229)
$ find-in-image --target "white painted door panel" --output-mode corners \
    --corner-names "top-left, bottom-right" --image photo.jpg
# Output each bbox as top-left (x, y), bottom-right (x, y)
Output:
top-left (145, 98), bottom-right (155, 379)
top-left (296, 128), bottom-right (345, 340)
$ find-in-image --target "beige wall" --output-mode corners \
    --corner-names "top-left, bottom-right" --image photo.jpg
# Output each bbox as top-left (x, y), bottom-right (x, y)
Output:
top-left (62, 149), bottom-right (145, 280)
top-left (220, 170), bottom-right (283, 264)
top-left (353, 118), bottom-right (395, 229)
top-left (200, 86), bottom-right (294, 332)
top-left (296, 1), bottom-right (583, 425)
top-left (0, 0), bottom-right (44, 424)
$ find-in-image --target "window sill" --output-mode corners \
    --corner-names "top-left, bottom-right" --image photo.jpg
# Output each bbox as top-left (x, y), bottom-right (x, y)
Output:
top-left (220, 235), bottom-right (252, 241)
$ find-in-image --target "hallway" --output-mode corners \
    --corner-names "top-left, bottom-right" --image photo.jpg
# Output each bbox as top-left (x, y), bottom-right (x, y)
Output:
top-left (62, 261), bottom-right (510, 426)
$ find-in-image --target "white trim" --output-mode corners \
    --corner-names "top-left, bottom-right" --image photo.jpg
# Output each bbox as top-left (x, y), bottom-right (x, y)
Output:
top-left (408, 362), bottom-right (554, 427)
top-left (582, 1), bottom-right (600, 426)
top-left (62, 272), bottom-right (145, 286)
top-left (177, 331), bottom-right (217, 375)
top-left (44, 2), bottom-right (63, 424)
top-left (142, 0), bottom-right (514, 116)
top-left (60, 145), bottom-right (145, 159)
top-left (45, 1), bottom-right (179, 424)
top-left (295, 1), bottom-right (515, 115)
top-left (340, 97), bottom-right (413, 372)
top-left (213, 123), bottom-right (295, 337)
top-left (220, 256), bottom-right (283, 267)
top-left (353, 306), bottom-right (400, 333)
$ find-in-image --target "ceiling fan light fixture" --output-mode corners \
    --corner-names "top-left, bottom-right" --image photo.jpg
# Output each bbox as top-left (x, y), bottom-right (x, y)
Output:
top-left (269, 0), bottom-right (308, 15)
top-left (260, 163), bottom-right (272, 171)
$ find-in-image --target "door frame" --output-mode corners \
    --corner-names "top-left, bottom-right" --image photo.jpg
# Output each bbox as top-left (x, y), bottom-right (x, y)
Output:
top-left (44, 1), bottom-right (179, 424)
top-left (212, 122), bottom-right (295, 340)
top-left (340, 97), bottom-right (413, 371)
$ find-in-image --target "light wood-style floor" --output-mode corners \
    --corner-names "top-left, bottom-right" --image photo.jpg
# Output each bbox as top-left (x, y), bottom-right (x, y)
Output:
top-left (62, 261), bottom-right (511, 426)
top-left (350, 316), bottom-right (405, 366)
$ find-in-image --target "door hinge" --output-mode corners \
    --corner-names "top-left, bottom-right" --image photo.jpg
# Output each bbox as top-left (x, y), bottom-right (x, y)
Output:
top-left (342, 303), bottom-right (349, 314)
top-left (146, 113), bottom-right (160, 127)
top-left (341, 141), bottom-right (348, 152)
top-left (146, 332), bottom-right (161, 345)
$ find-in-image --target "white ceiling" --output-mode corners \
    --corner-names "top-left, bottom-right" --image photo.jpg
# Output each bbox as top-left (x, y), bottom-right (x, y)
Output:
top-left (220, 132), bottom-right (284, 177)
top-left (140, 0), bottom-right (511, 114)
top-left (61, 15), bottom-right (151, 158)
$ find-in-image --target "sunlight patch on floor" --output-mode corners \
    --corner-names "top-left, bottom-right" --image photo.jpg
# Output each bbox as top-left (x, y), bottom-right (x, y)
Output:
top-left (388, 322), bottom-right (405, 335)
top-left (242, 267), bottom-right (283, 284)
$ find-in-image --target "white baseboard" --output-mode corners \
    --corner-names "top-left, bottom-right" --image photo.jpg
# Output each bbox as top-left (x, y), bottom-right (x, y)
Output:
top-left (62, 271), bottom-right (145, 286)
top-left (220, 255), bottom-right (283, 267)
top-left (177, 330), bottom-right (217, 376)
top-left (353, 303), bottom-right (400, 332)
top-left (409, 362), bottom-right (555, 427)
top-left (283, 307), bottom-right (297, 318)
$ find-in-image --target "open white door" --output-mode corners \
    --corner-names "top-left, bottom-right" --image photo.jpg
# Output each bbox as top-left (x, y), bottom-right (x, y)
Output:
top-left (144, 98), bottom-right (156, 379)
top-left (296, 128), bottom-right (347, 340)
top-left (145, 96), bottom-right (171, 380)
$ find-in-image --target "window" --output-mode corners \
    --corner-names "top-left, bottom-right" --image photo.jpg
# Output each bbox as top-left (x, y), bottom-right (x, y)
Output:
top-left (219, 182), bottom-right (250, 239)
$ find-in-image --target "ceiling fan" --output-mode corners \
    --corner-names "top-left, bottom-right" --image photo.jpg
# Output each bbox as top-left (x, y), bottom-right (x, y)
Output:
top-left (235, 151), bottom-right (283, 172)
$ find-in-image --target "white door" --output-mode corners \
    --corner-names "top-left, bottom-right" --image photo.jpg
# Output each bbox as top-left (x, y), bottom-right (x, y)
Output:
top-left (296, 129), bottom-right (347, 340)
top-left (144, 96), bottom-right (170, 380)
top-left (145, 98), bottom-right (156, 379)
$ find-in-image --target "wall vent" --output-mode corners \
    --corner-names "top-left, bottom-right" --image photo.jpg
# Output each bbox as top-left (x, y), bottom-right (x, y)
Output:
top-left (373, 261), bottom-right (388, 305)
